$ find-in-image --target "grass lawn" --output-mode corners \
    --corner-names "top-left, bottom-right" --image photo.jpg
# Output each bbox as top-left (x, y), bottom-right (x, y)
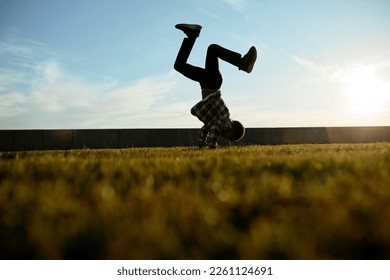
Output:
top-left (1, 143), bottom-right (390, 259)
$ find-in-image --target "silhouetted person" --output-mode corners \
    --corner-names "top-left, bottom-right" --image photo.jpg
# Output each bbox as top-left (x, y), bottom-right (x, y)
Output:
top-left (174, 23), bottom-right (257, 149)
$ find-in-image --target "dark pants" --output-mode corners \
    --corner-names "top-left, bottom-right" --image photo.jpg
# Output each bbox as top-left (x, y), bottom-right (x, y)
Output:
top-left (174, 37), bottom-right (242, 90)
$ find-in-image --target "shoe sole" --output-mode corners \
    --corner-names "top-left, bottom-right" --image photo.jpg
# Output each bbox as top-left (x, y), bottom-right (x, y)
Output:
top-left (245, 47), bottom-right (257, 73)
top-left (175, 24), bottom-right (202, 32)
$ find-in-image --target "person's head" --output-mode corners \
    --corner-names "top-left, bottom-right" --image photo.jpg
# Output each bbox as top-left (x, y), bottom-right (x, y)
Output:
top-left (221, 120), bottom-right (245, 141)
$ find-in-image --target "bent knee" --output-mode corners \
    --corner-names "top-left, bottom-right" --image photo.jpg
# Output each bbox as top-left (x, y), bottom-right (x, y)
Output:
top-left (207, 44), bottom-right (221, 53)
top-left (174, 60), bottom-right (182, 72)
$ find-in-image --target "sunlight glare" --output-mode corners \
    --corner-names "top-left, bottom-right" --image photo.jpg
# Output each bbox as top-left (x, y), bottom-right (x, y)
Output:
top-left (343, 65), bottom-right (389, 117)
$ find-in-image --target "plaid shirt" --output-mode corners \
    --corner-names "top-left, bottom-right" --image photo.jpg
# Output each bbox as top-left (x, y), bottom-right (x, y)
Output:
top-left (190, 90), bottom-right (232, 148)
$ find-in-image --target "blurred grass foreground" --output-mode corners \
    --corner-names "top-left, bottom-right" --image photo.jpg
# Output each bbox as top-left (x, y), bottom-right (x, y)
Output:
top-left (1, 143), bottom-right (390, 259)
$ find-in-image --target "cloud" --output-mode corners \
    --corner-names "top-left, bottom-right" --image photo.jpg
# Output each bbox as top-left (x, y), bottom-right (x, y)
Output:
top-left (290, 55), bottom-right (345, 80)
top-left (291, 52), bottom-right (390, 82)
top-left (221, 0), bottom-right (248, 13)
top-left (81, 70), bottom-right (185, 128)
top-left (0, 37), bottom-right (73, 96)
top-left (0, 58), bottom-right (191, 128)
top-left (0, 35), bottom-right (198, 129)
top-left (0, 38), bottom-right (56, 71)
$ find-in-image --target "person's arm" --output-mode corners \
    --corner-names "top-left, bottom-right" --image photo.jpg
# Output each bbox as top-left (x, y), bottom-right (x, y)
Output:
top-left (207, 116), bottom-right (229, 149)
top-left (207, 124), bottom-right (220, 149)
top-left (198, 125), bottom-right (208, 148)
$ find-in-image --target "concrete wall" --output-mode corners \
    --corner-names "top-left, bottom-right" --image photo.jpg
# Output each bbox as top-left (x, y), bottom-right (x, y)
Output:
top-left (1, 127), bottom-right (390, 151)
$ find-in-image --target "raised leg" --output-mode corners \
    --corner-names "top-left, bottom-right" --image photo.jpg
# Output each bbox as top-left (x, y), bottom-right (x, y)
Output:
top-left (174, 37), bottom-right (205, 85)
top-left (205, 44), bottom-right (242, 71)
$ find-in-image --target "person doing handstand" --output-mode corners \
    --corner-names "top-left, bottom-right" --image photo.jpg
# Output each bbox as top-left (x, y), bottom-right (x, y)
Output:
top-left (174, 23), bottom-right (257, 149)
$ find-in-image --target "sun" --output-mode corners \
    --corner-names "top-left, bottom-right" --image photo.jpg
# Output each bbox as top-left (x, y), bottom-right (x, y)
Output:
top-left (342, 65), bottom-right (389, 117)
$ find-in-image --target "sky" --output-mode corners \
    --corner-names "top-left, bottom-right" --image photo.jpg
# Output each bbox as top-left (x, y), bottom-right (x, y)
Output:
top-left (1, 0), bottom-right (390, 129)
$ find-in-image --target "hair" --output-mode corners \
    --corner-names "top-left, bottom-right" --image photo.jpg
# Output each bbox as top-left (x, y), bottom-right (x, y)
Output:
top-left (231, 120), bottom-right (245, 141)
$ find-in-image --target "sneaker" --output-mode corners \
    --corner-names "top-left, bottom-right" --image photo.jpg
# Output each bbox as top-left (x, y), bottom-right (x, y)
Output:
top-left (240, 46), bottom-right (257, 73)
top-left (175, 23), bottom-right (202, 38)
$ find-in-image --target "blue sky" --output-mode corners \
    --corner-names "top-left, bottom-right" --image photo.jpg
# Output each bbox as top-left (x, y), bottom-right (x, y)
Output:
top-left (1, 0), bottom-right (389, 129)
